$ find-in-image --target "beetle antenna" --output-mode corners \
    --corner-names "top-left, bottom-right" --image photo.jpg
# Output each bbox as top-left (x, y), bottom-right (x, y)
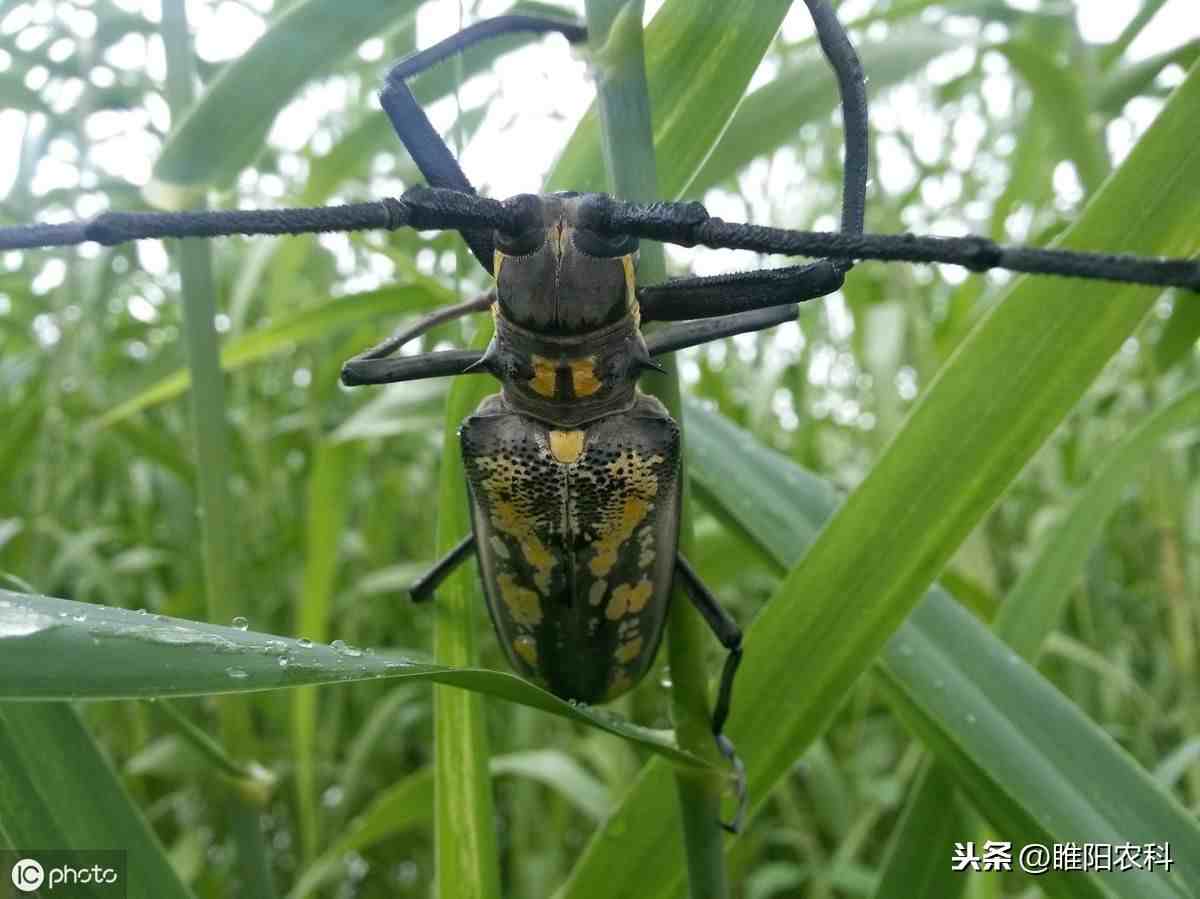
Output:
top-left (804, 0), bottom-right (869, 244)
top-left (380, 15), bottom-right (587, 274)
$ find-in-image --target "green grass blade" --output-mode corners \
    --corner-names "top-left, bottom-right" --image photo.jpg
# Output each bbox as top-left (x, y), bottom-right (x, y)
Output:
top-left (292, 440), bottom-right (352, 862)
top-left (0, 590), bottom-right (709, 769)
top-left (96, 282), bottom-right (452, 427)
top-left (994, 40), bottom-right (1110, 195)
top-left (547, 0), bottom-right (793, 199)
top-left (872, 761), bottom-right (968, 899)
top-left (288, 750), bottom-right (608, 899)
top-left (287, 768), bottom-right (434, 899)
top-left (431, 334), bottom-right (501, 899)
top-left (584, 2), bottom-right (729, 895)
top-left (0, 704), bottom-right (195, 899)
top-left (879, 388), bottom-right (1200, 897)
top-left (996, 388), bottom-right (1200, 661)
top-left (878, 594), bottom-right (1200, 899)
top-left (555, 63), bottom-right (1200, 899)
top-left (161, 1), bottom-right (272, 889)
top-left (690, 27), bottom-right (957, 196)
top-left (149, 0), bottom-right (415, 201)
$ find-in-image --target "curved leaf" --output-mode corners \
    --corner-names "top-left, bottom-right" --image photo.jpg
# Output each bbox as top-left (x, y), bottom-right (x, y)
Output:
top-left (150, 0), bottom-right (414, 200)
top-left (0, 704), bottom-right (196, 899)
top-left (95, 281), bottom-right (453, 427)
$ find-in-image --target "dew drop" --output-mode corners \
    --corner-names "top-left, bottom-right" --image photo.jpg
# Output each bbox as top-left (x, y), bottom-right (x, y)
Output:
top-left (298, 638), bottom-right (313, 648)
top-left (225, 667), bottom-right (248, 680)
top-left (232, 616), bottom-right (249, 631)
top-left (332, 639), bottom-right (362, 657)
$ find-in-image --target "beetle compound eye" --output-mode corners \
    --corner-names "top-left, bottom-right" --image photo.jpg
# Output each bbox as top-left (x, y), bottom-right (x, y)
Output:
top-left (496, 193), bottom-right (546, 255)
top-left (572, 227), bottom-right (638, 258)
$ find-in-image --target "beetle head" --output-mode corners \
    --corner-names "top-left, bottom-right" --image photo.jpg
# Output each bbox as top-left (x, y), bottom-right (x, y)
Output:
top-left (492, 192), bottom-right (638, 334)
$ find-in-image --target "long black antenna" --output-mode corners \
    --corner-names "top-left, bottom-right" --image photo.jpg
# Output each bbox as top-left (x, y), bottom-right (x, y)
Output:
top-left (2, 187), bottom-right (1197, 291)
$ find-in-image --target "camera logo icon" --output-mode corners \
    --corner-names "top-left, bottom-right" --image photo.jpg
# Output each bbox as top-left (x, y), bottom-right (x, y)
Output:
top-left (11, 858), bottom-right (45, 892)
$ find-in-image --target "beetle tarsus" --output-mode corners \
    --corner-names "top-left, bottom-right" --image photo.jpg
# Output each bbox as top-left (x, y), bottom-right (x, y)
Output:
top-left (716, 733), bottom-right (748, 834)
top-left (675, 554), bottom-right (748, 831)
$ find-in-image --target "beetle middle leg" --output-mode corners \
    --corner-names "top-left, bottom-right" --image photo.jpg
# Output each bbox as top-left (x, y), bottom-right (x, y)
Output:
top-left (645, 304), bottom-right (801, 358)
top-left (340, 290), bottom-right (493, 386)
top-left (674, 553), bottom-right (747, 834)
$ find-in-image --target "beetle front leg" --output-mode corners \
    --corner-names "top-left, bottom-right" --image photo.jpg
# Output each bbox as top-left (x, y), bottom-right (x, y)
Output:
top-left (637, 261), bottom-right (843, 322)
top-left (411, 534), bottom-right (476, 603)
top-left (675, 553), bottom-right (747, 834)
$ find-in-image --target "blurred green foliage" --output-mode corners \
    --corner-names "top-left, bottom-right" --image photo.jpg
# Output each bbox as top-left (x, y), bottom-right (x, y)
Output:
top-left (0, 1), bottom-right (1198, 897)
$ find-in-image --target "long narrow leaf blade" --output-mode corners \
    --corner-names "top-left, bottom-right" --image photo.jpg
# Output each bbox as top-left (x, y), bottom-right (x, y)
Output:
top-left (555, 64), bottom-right (1200, 899)
top-left (0, 704), bottom-right (196, 899)
top-left (0, 590), bottom-right (709, 770)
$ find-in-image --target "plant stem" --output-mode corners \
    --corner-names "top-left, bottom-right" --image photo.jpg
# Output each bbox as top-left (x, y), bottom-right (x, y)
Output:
top-left (160, 2), bottom-right (275, 895)
top-left (582, 2), bottom-right (729, 897)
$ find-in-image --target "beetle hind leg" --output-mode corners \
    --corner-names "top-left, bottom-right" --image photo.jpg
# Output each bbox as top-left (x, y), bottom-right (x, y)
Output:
top-left (411, 534), bottom-right (476, 603)
top-left (675, 553), bottom-right (748, 834)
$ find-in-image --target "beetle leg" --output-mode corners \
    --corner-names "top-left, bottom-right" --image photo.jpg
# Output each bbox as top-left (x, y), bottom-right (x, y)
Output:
top-left (675, 553), bottom-right (747, 834)
top-left (411, 535), bottom-right (477, 603)
top-left (645, 304), bottom-right (800, 357)
top-left (381, 16), bottom-right (586, 273)
top-left (349, 291), bottom-right (494, 363)
top-left (638, 262), bottom-right (842, 322)
top-left (341, 349), bottom-right (486, 387)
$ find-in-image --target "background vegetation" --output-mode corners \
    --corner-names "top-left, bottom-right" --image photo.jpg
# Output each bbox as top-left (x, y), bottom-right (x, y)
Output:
top-left (0, 0), bottom-right (1198, 897)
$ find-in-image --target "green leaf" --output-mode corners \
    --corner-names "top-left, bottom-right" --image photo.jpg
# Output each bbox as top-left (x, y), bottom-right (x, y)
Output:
top-left (1153, 295), bottom-right (1200, 372)
top-left (995, 388), bottom-right (1200, 661)
top-left (287, 767), bottom-right (434, 899)
top-left (873, 762), bottom-right (968, 899)
top-left (0, 704), bottom-right (195, 899)
top-left (0, 590), bottom-right (709, 770)
top-left (547, 0), bottom-right (793, 199)
top-left (690, 28), bottom-right (957, 196)
top-left (292, 440), bottom-right (353, 861)
top-left (288, 750), bottom-right (608, 899)
top-left (149, 0), bottom-right (414, 201)
top-left (877, 594), bottom-right (1199, 899)
top-left (994, 40), bottom-right (1110, 195)
top-left (95, 282), bottom-right (452, 427)
top-left (555, 63), bottom-right (1200, 899)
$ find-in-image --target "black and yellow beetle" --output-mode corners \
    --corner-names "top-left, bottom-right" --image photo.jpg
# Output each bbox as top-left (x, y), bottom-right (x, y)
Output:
top-left (335, 4), bottom-right (867, 832)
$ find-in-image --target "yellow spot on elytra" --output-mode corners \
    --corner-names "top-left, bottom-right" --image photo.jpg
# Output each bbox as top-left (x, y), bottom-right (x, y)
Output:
top-left (549, 430), bottom-right (585, 464)
top-left (569, 357), bottom-right (602, 397)
top-left (493, 250), bottom-right (505, 280)
top-left (513, 636), bottom-right (538, 666)
top-left (589, 452), bottom-right (664, 578)
top-left (589, 497), bottom-right (649, 577)
top-left (492, 500), bottom-right (554, 592)
top-left (489, 535), bottom-right (510, 560)
top-left (529, 355), bottom-right (557, 397)
top-left (498, 574), bottom-right (542, 627)
top-left (615, 636), bottom-right (644, 664)
top-left (606, 579), bottom-right (654, 620)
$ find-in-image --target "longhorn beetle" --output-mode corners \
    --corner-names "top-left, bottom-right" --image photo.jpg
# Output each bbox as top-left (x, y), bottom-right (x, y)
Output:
top-left (3, 0), bottom-right (1198, 836)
